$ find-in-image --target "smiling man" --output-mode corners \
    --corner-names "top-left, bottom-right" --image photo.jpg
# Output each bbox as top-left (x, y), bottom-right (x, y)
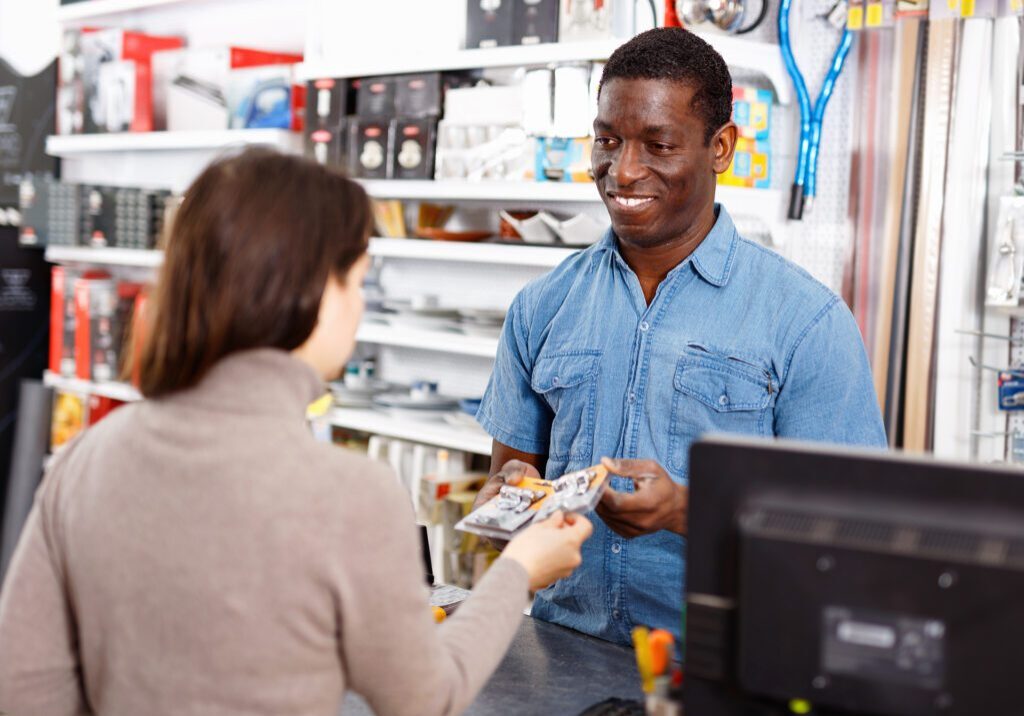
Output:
top-left (475, 28), bottom-right (886, 645)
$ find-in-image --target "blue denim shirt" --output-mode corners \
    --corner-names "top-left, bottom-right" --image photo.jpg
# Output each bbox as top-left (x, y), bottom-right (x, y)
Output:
top-left (477, 205), bottom-right (887, 646)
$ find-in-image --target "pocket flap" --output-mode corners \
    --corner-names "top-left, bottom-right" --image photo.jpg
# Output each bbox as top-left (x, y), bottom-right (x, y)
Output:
top-left (674, 358), bottom-right (772, 412)
top-left (531, 352), bottom-right (600, 394)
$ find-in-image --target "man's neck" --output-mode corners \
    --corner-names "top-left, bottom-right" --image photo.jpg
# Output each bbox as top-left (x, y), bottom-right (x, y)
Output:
top-left (618, 204), bottom-right (718, 304)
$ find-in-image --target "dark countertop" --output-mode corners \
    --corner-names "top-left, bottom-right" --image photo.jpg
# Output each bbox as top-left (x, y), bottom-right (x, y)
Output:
top-left (342, 616), bottom-right (644, 715)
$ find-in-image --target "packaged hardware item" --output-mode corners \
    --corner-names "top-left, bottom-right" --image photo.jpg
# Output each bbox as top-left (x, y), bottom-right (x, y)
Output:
top-left (305, 77), bottom-right (351, 166)
top-left (355, 76), bottom-right (396, 117)
top-left (434, 122), bottom-right (533, 181)
top-left (466, 0), bottom-right (515, 48)
top-left (79, 29), bottom-right (185, 133)
top-left (392, 117), bottom-right (439, 180)
top-left (228, 65), bottom-right (305, 130)
top-left (534, 136), bottom-right (594, 182)
top-left (50, 266), bottom-right (83, 376)
top-left (18, 173), bottom-right (52, 247)
top-left (719, 137), bottom-right (770, 189)
top-left (985, 197), bottom-right (1024, 310)
top-left (559, 0), bottom-right (637, 41)
top-left (87, 395), bottom-right (125, 426)
top-left (153, 47), bottom-right (303, 131)
top-left (114, 187), bottom-right (172, 250)
top-left (75, 276), bottom-right (141, 383)
top-left (51, 390), bottom-right (87, 450)
top-left (349, 117), bottom-right (393, 179)
top-left (732, 85), bottom-right (773, 140)
top-left (393, 72), bottom-right (476, 118)
top-left (48, 182), bottom-right (84, 246)
top-left (456, 464), bottom-right (609, 540)
top-left (514, 0), bottom-right (560, 44)
top-left (82, 186), bottom-right (119, 248)
top-left (57, 30), bottom-right (86, 135)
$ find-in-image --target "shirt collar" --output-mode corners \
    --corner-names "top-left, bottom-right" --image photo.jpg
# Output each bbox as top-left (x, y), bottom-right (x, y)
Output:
top-left (594, 204), bottom-right (739, 288)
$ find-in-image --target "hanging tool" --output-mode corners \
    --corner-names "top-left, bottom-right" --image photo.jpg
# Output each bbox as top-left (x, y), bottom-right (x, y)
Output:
top-left (778, 0), bottom-right (855, 220)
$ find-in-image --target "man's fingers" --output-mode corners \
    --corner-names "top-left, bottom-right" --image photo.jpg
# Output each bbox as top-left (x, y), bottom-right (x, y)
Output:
top-left (601, 456), bottom-right (664, 480)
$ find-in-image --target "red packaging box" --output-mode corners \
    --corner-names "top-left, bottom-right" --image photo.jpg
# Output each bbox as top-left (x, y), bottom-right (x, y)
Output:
top-left (74, 277), bottom-right (140, 383)
top-left (87, 395), bottom-right (125, 426)
top-left (81, 28), bottom-right (185, 133)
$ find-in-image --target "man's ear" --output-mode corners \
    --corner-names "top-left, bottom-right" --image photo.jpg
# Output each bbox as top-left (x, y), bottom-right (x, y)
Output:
top-left (712, 121), bottom-right (739, 175)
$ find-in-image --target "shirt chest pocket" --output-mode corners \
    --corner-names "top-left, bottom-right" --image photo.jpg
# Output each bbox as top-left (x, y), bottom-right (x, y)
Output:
top-left (531, 351), bottom-right (601, 462)
top-left (668, 350), bottom-right (776, 476)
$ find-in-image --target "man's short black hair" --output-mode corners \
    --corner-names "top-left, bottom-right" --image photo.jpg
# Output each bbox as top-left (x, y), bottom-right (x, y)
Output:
top-left (599, 27), bottom-right (733, 144)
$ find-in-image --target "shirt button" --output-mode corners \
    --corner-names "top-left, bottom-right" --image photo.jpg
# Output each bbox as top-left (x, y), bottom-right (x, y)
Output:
top-left (628, 391), bottom-right (636, 403)
top-left (613, 609), bottom-right (621, 620)
top-left (639, 321), bottom-right (650, 332)
top-left (612, 543), bottom-right (621, 554)
top-left (719, 394), bottom-right (729, 406)
top-left (552, 376), bottom-right (560, 386)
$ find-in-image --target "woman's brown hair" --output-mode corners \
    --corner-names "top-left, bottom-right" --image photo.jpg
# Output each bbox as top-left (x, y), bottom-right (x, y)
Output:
top-left (138, 148), bottom-right (372, 398)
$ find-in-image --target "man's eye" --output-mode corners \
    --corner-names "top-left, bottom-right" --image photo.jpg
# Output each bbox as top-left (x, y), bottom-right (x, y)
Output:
top-left (595, 136), bottom-right (616, 147)
top-left (650, 143), bottom-right (672, 152)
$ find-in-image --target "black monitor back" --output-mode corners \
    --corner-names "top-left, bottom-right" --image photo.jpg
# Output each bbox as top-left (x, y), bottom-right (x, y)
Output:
top-left (684, 435), bottom-right (1024, 716)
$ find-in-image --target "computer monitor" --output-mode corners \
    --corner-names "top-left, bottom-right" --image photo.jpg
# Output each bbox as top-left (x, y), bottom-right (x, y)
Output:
top-left (684, 435), bottom-right (1024, 716)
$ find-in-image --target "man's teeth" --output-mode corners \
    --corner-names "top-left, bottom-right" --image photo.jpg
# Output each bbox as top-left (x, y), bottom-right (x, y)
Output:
top-left (612, 196), bottom-right (654, 208)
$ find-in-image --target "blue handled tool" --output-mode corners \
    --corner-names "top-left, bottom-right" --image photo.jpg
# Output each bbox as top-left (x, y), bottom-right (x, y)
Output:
top-left (779, 0), bottom-right (855, 220)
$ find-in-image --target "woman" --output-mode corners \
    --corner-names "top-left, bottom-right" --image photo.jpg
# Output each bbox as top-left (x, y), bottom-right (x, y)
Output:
top-left (0, 149), bottom-right (592, 716)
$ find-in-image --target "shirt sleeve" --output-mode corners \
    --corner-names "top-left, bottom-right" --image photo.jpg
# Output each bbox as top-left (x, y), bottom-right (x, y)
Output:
top-left (476, 291), bottom-right (552, 455)
top-left (337, 461), bottom-right (529, 716)
top-left (0, 462), bottom-right (87, 716)
top-left (773, 298), bottom-right (888, 448)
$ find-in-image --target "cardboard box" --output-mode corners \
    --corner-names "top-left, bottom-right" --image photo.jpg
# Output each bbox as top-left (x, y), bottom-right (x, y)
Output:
top-left (80, 29), bottom-right (184, 133)
top-left (466, 0), bottom-right (515, 48)
top-left (392, 117), bottom-right (438, 180)
top-left (227, 64), bottom-right (305, 131)
top-left (534, 136), bottom-right (594, 182)
top-left (49, 266), bottom-right (80, 375)
top-left (348, 117), bottom-right (392, 179)
top-left (732, 85), bottom-right (772, 141)
top-left (514, 0), bottom-right (560, 44)
top-left (87, 395), bottom-right (124, 426)
top-left (719, 137), bottom-right (770, 189)
top-left (153, 47), bottom-right (303, 131)
top-left (308, 119), bottom-right (349, 168)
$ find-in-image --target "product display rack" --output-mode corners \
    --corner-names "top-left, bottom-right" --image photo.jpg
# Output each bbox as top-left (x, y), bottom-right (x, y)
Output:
top-left (357, 323), bottom-right (499, 359)
top-left (43, 371), bottom-right (143, 403)
top-left (56, 0), bottom-right (197, 23)
top-left (324, 407), bottom-right (492, 456)
top-left (300, 35), bottom-right (792, 105)
top-left (45, 246), bottom-right (164, 268)
top-left (45, 129), bottom-right (302, 156)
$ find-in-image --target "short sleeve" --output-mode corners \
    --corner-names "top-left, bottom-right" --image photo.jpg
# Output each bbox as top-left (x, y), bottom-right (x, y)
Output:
top-left (773, 298), bottom-right (888, 448)
top-left (476, 291), bottom-right (552, 455)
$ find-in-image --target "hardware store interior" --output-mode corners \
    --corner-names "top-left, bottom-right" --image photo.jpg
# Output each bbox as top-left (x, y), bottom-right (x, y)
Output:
top-left (0, 1), bottom-right (1022, 714)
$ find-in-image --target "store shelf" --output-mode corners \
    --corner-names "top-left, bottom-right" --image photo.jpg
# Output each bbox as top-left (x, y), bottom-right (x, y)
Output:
top-left (45, 245), bottom-right (164, 268)
top-left (357, 323), bottom-right (498, 358)
top-left (300, 35), bottom-right (791, 104)
top-left (325, 407), bottom-right (492, 455)
top-left (56, 0), bottom-right (195, 22)
top-left (360, 179), bottom-right (601, 204)
top-left (369, 237), bottom-right (578, 267)
top-left (46, 129), bottom-right (302, 156)
top-left (43, 371), bottom-right (142, 403)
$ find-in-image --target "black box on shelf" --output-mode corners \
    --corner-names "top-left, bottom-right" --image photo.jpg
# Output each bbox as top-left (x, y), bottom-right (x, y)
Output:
top-left (392, 117), bottom-right (438, 180)
top-left (466, 0), bottom-right (515, 48)
top-left (48, 182), bottom-right (83, 246)
top-left (355, 76), bottom-right (395, 117)
top-left (82, 186), bottom-right (119, 248)
top-left (514, 0), bottom-right (560, 45)
top-left (114, 188), bottom-right (170, 250)
top-left (308, 118), bottom-right (350, 169)
top-left (394, 72), bottom-right (477, 118)
top-left (305, 77), bottom-right (350, 129)
top-left (348, 117), bottom-right (393, 179)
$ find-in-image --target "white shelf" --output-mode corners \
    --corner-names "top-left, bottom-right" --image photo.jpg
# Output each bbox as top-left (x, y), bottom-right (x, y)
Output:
top-left (43, 371), bottom-right (142, 403)
top-left (369, 238), bottom-right (578, 267)
top-left (325, 407), bottom-right (492, 456)
top-left (45, 245), bottom-right (164, 268)
top-left (360, 179), bottom-right (601, 204)
top-left (56, 0), bottom-right (194, 22)
top-left (357, 323), bottom-right (499, 358)
top-left (46, 129), bottom-right (302, 156)
top-left (301, 35), bottom-right (791, 105)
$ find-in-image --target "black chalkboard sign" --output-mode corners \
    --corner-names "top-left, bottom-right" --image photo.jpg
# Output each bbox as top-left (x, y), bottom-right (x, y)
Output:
top-left (0, 58), bottom-right (58, 211)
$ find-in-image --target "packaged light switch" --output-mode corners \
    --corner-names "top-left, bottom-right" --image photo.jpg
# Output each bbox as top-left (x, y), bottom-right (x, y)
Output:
top-left (732, 86), bottom-right (772, 141)
top-left (456, 464), bottom-right (609, 540)
top-left (535, 136), bottom-right (594, 182)
top-left (349, 118), bottom-right (393, 179)
top-left (998, 372), bottom-right (1024, 411)
top-left (466, 0), bottom-right (515, 48)
top-left (514, 0), bottom-right (560, 45)
top-left (355, 76), bottom-right (395, 117)
top-left (82, 186), bottom-right (118, 248)
top-left (18, 173), bottom-right (52, 248)
top-left (392, 117), bottom-right (438, 180)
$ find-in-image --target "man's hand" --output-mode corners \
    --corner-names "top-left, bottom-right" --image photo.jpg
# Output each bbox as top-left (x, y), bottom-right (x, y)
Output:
top-left (472, 460), bottom-right (543, 511)
top-left (596, 457), bottom-right (688, 538)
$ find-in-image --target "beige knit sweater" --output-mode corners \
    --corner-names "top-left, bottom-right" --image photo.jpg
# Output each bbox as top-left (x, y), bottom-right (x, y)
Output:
top-left (0, 350), bottom-right (529, 716)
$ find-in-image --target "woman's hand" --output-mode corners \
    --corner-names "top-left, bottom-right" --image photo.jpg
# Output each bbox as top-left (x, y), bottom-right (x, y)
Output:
top-left (501, 511), bottom-right (593, 591)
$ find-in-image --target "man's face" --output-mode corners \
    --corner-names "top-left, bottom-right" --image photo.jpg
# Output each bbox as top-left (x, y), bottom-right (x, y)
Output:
top-left (592, 78), bottom-right (736, 249)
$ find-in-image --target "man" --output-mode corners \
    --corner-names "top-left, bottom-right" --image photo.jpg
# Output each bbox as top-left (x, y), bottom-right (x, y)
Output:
top-left (475, 27), bottom-right (887, 646)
